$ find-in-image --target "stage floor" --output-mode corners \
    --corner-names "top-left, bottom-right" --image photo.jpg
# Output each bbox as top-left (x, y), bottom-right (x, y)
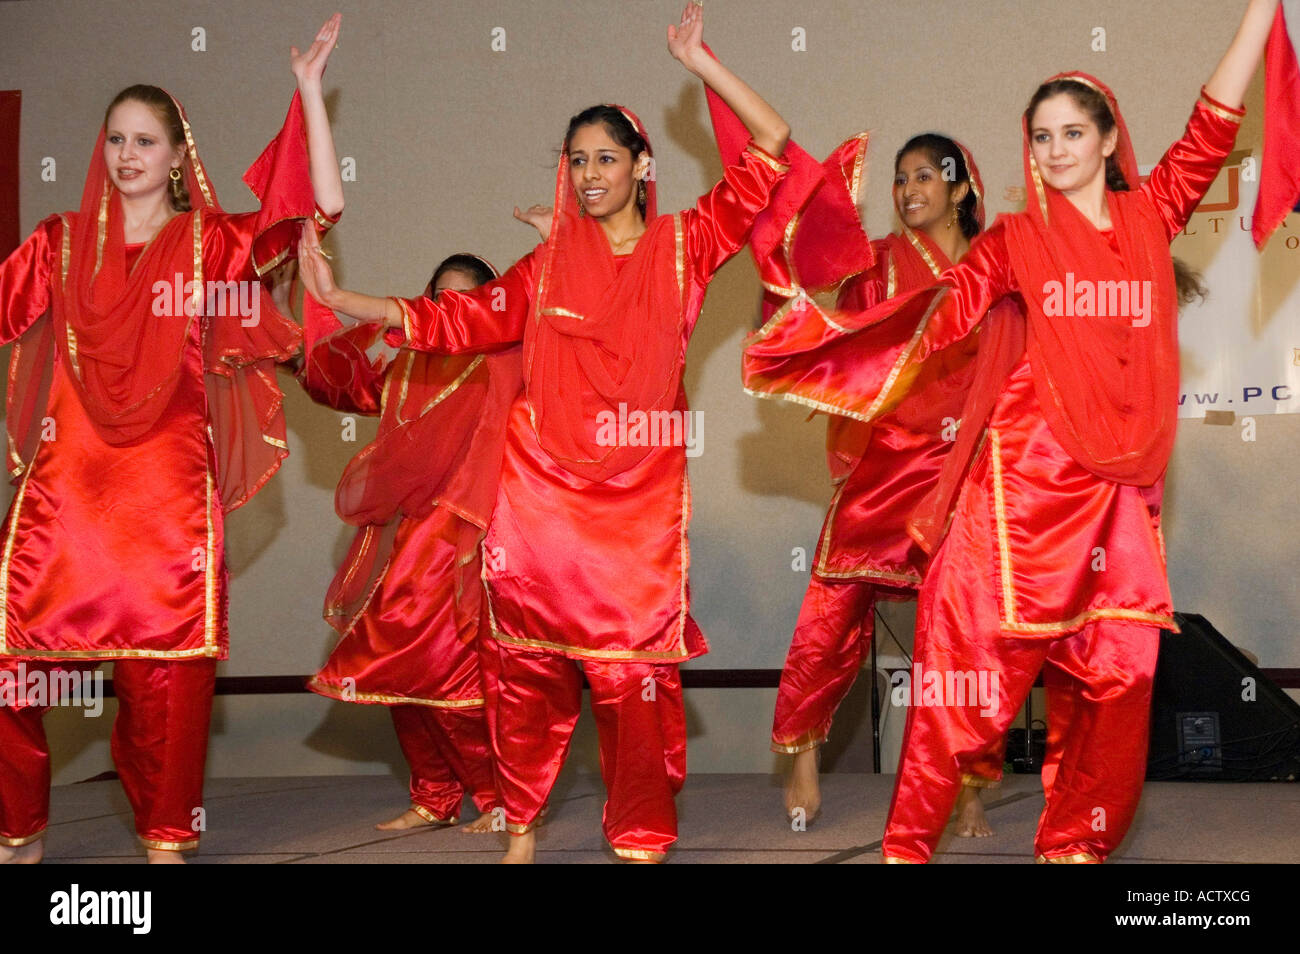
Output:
top-left (39, 771), bottom-right (1300, 863)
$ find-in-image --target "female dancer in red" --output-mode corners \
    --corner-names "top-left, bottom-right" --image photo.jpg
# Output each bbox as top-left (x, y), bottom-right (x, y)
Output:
top-left (301, 253), bottom-right (519, 833)
top-left (0, 15), bottom-right (345, 864)
top-left (299, 2), bottom-right (790, 862)
top-left (745, 0), bottom-right (1277, 862)
top-left (757, 135), bottom-right (1004, 834)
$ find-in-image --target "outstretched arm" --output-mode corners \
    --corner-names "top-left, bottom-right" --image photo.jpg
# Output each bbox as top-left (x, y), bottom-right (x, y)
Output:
top-left (297, 222), bottom-right (400, 326)
top-left (291, 13), bottom-right (345, 219)
top-left (1204, 0), bottom-right (1280, 107)
top-left (668, 2), bottom-right (789, 157)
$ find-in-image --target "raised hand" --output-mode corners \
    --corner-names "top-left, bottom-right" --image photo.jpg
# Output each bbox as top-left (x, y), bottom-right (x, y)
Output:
top-left (291, 12), bottom-right (341, 88)
top-left (296, 221), bottom-right (338, 304)
top-left (667, 2), bottom-right (704, 66)
top-left (514, 204), bottom-right (554, 241)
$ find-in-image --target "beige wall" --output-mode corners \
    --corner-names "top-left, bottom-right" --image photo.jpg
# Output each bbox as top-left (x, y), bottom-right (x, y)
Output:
top-left (0, 0), bottom-right (1295, 781)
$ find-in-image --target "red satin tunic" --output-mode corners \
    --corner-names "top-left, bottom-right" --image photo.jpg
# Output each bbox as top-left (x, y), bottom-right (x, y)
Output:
top-left (301, 326), bottom-right (484, 706)
top-left (396, 150), bottom-right (786, 662)
top-left (813, 238), bottom-right (977, 589)
top-left (0, 212), bottom-right (289, 660)
top-left (916, 99), bottom-right (1240, 637)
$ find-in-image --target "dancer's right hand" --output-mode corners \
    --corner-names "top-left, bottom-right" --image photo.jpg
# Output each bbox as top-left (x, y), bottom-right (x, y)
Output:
top-left (514, 204), bottom-right (554, 241)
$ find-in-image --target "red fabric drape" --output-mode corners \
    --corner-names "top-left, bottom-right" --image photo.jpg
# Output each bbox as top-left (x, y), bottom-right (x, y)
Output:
top-left (523, 104), bottom-right (688, 482)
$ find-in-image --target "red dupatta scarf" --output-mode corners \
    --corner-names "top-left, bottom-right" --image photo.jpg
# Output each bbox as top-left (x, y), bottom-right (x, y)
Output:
top-left (1004, 72), bottom-right (1179, 486)
top-left (308, 257), bottom-right (523, 642)
top-left (524, 104), bottom-right (687, 482)
top-left (8, 90), bottom-right (311, 511)
top-left (911, 74), bottom-right (1177, 551)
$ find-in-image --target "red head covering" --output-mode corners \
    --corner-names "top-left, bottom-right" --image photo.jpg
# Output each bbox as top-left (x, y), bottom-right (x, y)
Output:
top-left (910, 74), bottom-right (1178, 553)
top-left (8, 89), bottom-right (311, 510)
top-left (1004, 71), bottom-right (1179, 486)
top-left (52, 89), bottom-right (219, 445)
top-left (524, 104), bottom-right (689, 481)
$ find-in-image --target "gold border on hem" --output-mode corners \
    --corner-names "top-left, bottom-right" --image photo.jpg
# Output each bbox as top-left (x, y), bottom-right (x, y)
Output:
top-left (882, 855), bottom-right (921, 864)
top-left (960, 773), bottom-right (1002, 790)
top-left (771, 734), bottom-right (825, 755)
top-left (307, 675), bottom-right (484, 709)
top-left (1036, 851), bottom-right (1099, 864)
top-left (410, 804), bottom-right (458, 825)
top-left (140, 836), bottom-right (199, 852)
top-left (0, 829), bottom-right (45, 847)
top-left (612, 846), bottom-right (667, 862)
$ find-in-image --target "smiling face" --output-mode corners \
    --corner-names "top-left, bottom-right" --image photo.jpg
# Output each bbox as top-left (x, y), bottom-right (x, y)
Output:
top-left (893, 148), bottom-right (968, 234)
top-left (567, 121), bottom-right (646, 220)
top-left (1028, 92), bottom-right (1118, 195)
top-left (103, 99), bottom-right (186, 201)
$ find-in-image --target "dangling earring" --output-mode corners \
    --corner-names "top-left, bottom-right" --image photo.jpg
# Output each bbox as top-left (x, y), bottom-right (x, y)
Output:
top-left (637, 178), bottom-right (646, 206)
top-left (169, 167), bottom-right (184, 204)
top-left (578, 199), bottom-right (586, 219)
top-left (948, 204), bottom-right (958, 229)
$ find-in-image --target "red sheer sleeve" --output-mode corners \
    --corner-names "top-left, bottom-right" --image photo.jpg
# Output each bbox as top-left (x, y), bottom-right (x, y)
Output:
top-left (392, 246), bottom-right (540, 354)
top-left (915, 220), bottom-right (1018, 361)
top-left (1141, 89), bottom-right (1246, 241)
top-left (0, 215), bottom-right (58, 346)
top-left (743, 220), bottom-right (1016, 422)
top-left (682, 143), bottom-right (790, 288)
top-left (300, 321), bottom-right (391, 415)
top-left (835, 251), bottom-right (887, 312)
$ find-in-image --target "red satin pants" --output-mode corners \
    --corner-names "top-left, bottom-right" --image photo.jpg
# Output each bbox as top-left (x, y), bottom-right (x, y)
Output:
top-left (882, 616), bottom-right (1159, 863)
top-left (0, 657), bottom-right (216, 851)
top-left (479, 637), bottom-right (686, 861)
top-left (772, 576), bottom-right (1005, 783)
top-left (390, 704), bottom-right (497, 822)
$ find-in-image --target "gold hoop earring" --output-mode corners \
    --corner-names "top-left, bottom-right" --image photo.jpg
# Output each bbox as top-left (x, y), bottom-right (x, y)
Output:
top-left (170, 168), bottom-right (182, 181)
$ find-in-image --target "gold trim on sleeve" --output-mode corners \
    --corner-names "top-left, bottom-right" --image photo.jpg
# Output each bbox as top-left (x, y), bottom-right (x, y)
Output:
top-left (1198, 88), bottom-right (1245, 123)
top-left (745, 143), bottom-right (790, 174)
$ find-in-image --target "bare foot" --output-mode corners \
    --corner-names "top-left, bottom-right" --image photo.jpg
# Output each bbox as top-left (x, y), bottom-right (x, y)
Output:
top-left (0, 839), bottom-right (43, 864)
top-left (375, 807), bottom-right (454, 831)
top-left (146, 848), bottom-right (187, 864)
top-left (784, 747), bottom-right (821, 822)
top-left (501, 830), bottom-right (535, 864)
top-left (952, 784), bottom-right (994, 837)
top-left (461, 812), bottom-right (495, 834)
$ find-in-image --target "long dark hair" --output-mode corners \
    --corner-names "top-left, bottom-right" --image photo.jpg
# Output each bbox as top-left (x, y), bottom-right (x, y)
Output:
top-left (564, 105), bottom-right (649, 218)
top-left (104, 84), bottom-right (191, 212)
top-left (895, 133), bottom-right (981, 240)
top-left (1025, 79), bottom-right (1206, 305)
